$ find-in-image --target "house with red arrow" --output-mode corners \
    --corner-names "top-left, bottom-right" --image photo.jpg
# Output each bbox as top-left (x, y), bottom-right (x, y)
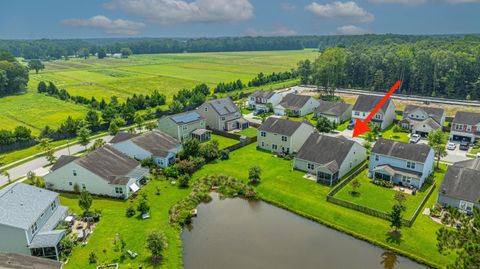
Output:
top-left (351, 95), bottom-right (396, 131)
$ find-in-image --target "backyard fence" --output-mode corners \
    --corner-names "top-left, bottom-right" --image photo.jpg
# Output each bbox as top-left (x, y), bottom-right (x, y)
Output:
top-left (209, 128), bottom-right (257, 152)
top-left (326, 164), bottom-right (434, 227)
top-left (208, 128), bottom-right (242, 140)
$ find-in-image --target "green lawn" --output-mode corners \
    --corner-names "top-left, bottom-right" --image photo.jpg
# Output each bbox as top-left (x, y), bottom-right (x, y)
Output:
top-left (1, 138), bottom-right (76, 166)
top-left (60, 180), bottom-right (189, 269)
top-left (210, 134), bottom-right (239, 149)
top-left (381, 125), bottom-right (410, 143)
top-left (237, 127), bottom-right (257, 138)
top-left (193, 144), bottom-right (453, 268)
top-left (334, 170), bottom-right (435, 218)
top-left (336, 121), bottom-right (350, 131)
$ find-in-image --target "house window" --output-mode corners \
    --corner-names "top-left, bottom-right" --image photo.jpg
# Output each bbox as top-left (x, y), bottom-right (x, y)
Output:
top-left (31, 222), bottom-right (38, 234)
top-left (182, 125), bottom-right (188, 130)
top-left (375, 155), bottom-right (379, 161)
top-left (281, 136), bottom-right (287, 141)
top-left (261, 142), bottom-right (265, 147)
top-left (375, 114), bottom-right (382, 120)
top-left (82, 184), bottom-right (86, 190)
top-left (115, 187), bottom-right (123, 194)
top-left (261, 131), bottom-right (266, 137)
top-left (221, 116), bottom-right (225, 121)
top-left (204, 107), bottom-right (208, 112)
top-left (354, 111), bottom-right (360, 116)
top-left (73, 170), bottom-right (77, 176)
top-left (51, 201), bottom-right (56, 211)
top-left (272, 144), bottom-right (278, 150)
top-left (318, 172), bottom-right (332, 180)
top-left (69, 182), bottom-right (73, 186)
top-left (307, 163), bottom-right (315, 170)
top-left (466, 125), bottom-right (472, 132)
top-left (455, 124), bottom-right (463, 131)
top-left (407, 161), bottom-right (416, 169)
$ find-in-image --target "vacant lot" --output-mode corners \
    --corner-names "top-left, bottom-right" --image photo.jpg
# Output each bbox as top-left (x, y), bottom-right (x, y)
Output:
top-left (30, 50), bottom-right (318, 102)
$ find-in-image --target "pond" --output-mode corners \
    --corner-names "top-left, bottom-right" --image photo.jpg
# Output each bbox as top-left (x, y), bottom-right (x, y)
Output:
top-left (181, 194), bottom-right (425, 269)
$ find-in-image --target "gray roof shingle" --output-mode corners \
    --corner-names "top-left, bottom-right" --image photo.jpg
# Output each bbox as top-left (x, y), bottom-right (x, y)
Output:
top-left (371, 138), bottom-right (432, 163)
top-left (278, 94), bottom-right (313, 110)
top-left (0, 183), bottom-right (59, 230)
top-left (0, 252), bottom-right (63, 269)
top-left (250, 90), bottom-right (275, 99)
top-left (109, 132), bottom-right (139, 144)
top-left (205, 97), bottom-right (239, 116)
top-left (29, 230), bottom-right (65, 248)
top-left (76, 145), bottom-right (142, 184)
top-left (296, 134), bottom-right (355, 173)
top-left (403, 105), bottom-right (445, 124)
top-left (315, 101), bottom-right (352, 117)
top-left (51, 156), bottom-right (79, 171)
top-left (353, 95), bottom-right (393, 113)
top-left (130, 130), bottom-right (180, 158)
top-left (452, 111), bottom-right (480, 125)
top-left (439, 159), bottom-right (480, 203)
top-left (258, 118), bottom-right (308, 136)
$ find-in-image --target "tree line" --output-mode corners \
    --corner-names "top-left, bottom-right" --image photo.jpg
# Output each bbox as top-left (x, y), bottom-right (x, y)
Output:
top-left (0, 49), bottom-right (29, 96)
top-left (298, 39), bottom-right (480, 99)
top-left (0, 34), bottom-right (463, 60)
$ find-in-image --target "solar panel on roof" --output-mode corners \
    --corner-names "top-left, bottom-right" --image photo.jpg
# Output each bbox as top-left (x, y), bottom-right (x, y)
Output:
top-left (172, 112), bottom-right (200, 124)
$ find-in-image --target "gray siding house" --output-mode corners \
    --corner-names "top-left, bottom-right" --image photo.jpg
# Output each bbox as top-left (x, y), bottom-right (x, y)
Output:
top-left (314, 100), bottom-right (352, 124)
top-left (294, 134), bottom-right (366, 185)
top-left (274, 94), bottom-right (320, 116)
top-left (437, 159), bottom-right (480, 214)
top-left (0, 183), bottom-right (68, 261)
top-left (197, 97), bottom-right (248, 131)
top-left (352, 95), bottom-right (396, 130)
top-left (399, 105), bottom-right (446, 136)
top-left (257, 118), bottom-right (314, 154)
top-left (157, 111), bottom-right (210, 141)
top-left (44, 145), bottom-right (149, 199)
top-left (248, 90), bottom-right (283, 114)
top-left (369, 138), bottom-right (435, 189)
top-left (110, 130), bottom-right (182, 168)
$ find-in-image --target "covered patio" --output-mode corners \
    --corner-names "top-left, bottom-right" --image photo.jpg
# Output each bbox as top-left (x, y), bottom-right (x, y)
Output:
top-left (191, 128), bottom-right (211, 142)
top-left (29, 230), bottom-right (65, 260)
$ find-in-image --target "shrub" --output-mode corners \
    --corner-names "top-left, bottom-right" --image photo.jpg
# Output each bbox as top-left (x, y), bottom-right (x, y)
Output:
top-left (137, 198), bottom-right (150, 215)
top-left (220, 149), bottom-right (230, 160)
top-left (126, 205), bottom-right (136, 217)
top-left (371, 180), bottom-right (394, 188)
top-left (88, 252), bottom-right (97, 264)
top-left (178, 174), bottom-right (190, 188)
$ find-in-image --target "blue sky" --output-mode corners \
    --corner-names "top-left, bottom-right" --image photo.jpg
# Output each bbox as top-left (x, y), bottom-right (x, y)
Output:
top-left (1, 0), bottom-right (479, 39)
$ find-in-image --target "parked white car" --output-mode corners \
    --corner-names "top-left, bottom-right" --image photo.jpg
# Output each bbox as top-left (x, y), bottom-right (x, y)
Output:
top-left (447, 142), bottom-right (456, 150)
top-left (409, 134), bottom-right (421, 144)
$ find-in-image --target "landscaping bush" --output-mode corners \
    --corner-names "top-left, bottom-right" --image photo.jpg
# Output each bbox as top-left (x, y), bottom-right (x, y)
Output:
top-left (220, 149), bottom-right (230, 160)
top-left (125, 205), bottom-right (136, 217)
top-left (371, 180), bottom-right (394, 188)
top-left (178, 174), bottom-right (190, 188)
top-left (88, 252), bottom-right (97, 264)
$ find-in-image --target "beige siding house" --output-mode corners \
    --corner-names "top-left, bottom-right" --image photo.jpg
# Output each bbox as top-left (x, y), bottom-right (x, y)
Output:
top-left (294, 134), bottom-right (366, 185)
top-left (44, 145), bottom-right (149, 199)
top-left (158, 111), bottom-right (210, 141)
top-left (352, 95), bottom-right (396, 130)
top-left (110, 130), bottom-right (182, 168)
top-left (198, 97), bottom-right (248, 131)
top-left (274, 94), bottom-right (320, 116)
top-left (257, 117), bottom-right (314, 154)
top-left (314, 100), bottom-right (352, 124)
top-left (399, 105), bottom-right (445, 136)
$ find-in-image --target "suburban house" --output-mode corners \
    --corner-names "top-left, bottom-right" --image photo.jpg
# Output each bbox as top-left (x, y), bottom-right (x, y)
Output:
top-left (294, 134), bottom-right (366, 185)
top-left (273, 94), bottom-right (320, 116)
top-left (399, 105), bottom-right (446, 136)
top-left (352, 95), bottom-right (396, 130)
top-left (437, 159), bottom-right (480, 214)
top-left (0, 183), bottom-right (68, 261)
top-left (197, 97), bottom-right (249, 131)
top-left (0, 252), bottom-right (64, 269)
top-left (110, 130), bottom-right (182, 168)
top-left (314, 100), bottom-right (352, 124)
top-left (247, 90), bottom-right (283, 114)
top-left (44, 145), bottom-right (149, 199)
top-left (257, 117), bottom-right (314, 154)
top-left (449, 111), bottom-right (480, 143)
top-left (369, 138), bottom-right (435, 189)
top-left (158, 111), bottom-right (211, 142)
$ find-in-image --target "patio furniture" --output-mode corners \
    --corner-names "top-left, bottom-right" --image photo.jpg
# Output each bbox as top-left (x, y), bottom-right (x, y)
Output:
top-left (127, 249), bottom-right (138, 258)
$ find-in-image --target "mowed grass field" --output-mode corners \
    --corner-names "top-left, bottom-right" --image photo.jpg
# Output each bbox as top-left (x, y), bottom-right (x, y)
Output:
top-left (29, 50), bottom-right (318, 102)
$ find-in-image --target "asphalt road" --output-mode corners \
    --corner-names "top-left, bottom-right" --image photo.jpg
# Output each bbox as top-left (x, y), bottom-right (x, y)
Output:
top-left (0, 135), bottom-right (113, 187)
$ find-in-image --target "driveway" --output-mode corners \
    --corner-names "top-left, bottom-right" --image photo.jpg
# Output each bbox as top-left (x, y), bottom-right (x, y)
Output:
top-left (330, 129), bottom-right (366, 145)
top-left (442, 142), bottom-right (471, 163)
top-left (243, 112), bottom-right (262, 125)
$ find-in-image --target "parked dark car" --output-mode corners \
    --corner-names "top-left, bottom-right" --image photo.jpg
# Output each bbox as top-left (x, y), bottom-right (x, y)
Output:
top-left (347, 121), bottom-right (355, 130)
top-left (459, 141), bottom-right (469, 151)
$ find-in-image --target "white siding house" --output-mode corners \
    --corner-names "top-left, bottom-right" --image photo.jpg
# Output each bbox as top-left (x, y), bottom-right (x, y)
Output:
top-left (257, 118), bottom-right (314, 154)
top-left (352, 95), bottom-right (396, 130)
top-left (274, 94), bottom-right (320, 116)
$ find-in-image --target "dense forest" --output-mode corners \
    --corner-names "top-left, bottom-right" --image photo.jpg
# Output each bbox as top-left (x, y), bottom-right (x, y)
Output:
top-left (299, 39), bottom-right (480, 100)
top-left (0, 49), bottom-right (29, 95)
top-left (0, 34), bottom-right (466, 60)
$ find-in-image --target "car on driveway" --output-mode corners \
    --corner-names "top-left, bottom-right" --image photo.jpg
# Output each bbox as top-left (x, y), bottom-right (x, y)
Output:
top-left (447, 142), bottom-right (456, 150)
top-left (409, 134), bottom-right (421, 144)
top-left (347, 121), bottom-right (355, 130)
top-left (459, 141), bottom-right (470, 151)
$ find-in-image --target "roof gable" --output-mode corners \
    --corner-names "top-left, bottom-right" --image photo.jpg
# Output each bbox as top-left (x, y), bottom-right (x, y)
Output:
top-left (371, 138), bottom-right (432, 163)
top-left (404, 105), bottom-right (444, 124)
top-left (279, 94), bottom-right (313, 110)
top-left (130, 130), bottom-right (181, 157)
top-left (258, 118), bottom-right (307, 136)
top-left (452, 111), bottom-right (480, 125)
top-left (315, 100), bottom-right (352, 116)
top-left (353, 95), bottom-right (393, 113)
top-left (440, 159), bottom-right (480, 202)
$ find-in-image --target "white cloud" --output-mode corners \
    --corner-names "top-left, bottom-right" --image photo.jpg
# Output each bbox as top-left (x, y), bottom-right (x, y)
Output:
top-left (445, 0), bottom-right (480, 3)
top-left (245, 26), bottom-right (297, 37)
top-left (105, 0), bottom-right (254, 24)
top-left (305, 1), bottom-right (374, 23)
top-left (62, 15), bottom-right (145, 35)
top-left (280, 3), bottom-right (297, 11)
top-left (367, 0), bottom-right (427, 5)
top-left (336, 25), bottom-right (371, 35)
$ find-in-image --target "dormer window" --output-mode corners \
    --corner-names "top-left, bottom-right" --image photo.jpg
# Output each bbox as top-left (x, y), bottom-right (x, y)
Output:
top-left (261, 131), bottom-right (266, 137)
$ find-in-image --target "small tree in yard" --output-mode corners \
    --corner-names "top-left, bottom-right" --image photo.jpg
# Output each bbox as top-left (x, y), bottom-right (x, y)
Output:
top-left (178, 174), bottom-right (190, 188)
top-left (146, 231), bottom-right (168, 264)
top-left (394, 192), bottom-right (407, 210)
top-left (88, 251), bottom-right (97, 264)
top-left (28, 59), bottom-right (44, 74)
top-left (389, 204), bottom-right (403, 235)
top-left (428, 130), bottom-right (447, 169)
top-left (79, 190), bottom-right (93, 215)
top-left (248, 166), bottom-right (262, 184)
top-left (78, 127), bottom-right (91, 150)
top-left (316, 116), bottom-right (334, 133)
top-left (350, 178), bottom-right (361, 195)
top-left (145, 121), bottom-right (157, 131)
top-left (137, 198), bottom-right (150, 215)
top-left (126, 205), bottom-right (136, 217)
top-left (37, 138), bottom-right (56, 165)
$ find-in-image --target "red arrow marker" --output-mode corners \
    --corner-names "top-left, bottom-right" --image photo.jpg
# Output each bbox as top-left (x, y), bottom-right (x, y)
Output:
top-left (352, 80), bottom-right (401, 138)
